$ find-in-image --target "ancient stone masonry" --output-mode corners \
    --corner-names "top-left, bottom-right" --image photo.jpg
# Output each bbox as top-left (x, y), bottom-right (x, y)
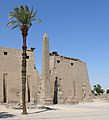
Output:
top-left (0, 33), bottom-right (92, 105)
top-left (40, 33), bottom-right (52, 104)
top-left (0, 47), bottom-right (40, 103)
top-left (49, 52), bottom-right (92, 104)
top-left (39, 33), bottom-right (92, 104)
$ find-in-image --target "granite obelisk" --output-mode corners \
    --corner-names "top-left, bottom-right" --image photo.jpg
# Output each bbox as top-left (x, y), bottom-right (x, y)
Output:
top-left (41, 32), bottom-right (51, 104)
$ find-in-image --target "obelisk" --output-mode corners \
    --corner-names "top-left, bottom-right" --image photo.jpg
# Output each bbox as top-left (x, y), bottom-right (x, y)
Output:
top-left (41, 32), bottom-right (51, 104)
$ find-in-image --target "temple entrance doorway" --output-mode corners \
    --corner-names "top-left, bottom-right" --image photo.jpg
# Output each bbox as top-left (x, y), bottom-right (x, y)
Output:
top-left (3, 73), bottom-right (7, 103)
top-left (53, 77), bottom-right (58, 104)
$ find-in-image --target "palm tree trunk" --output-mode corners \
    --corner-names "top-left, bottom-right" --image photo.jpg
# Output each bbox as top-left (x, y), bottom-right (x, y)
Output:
top-left (21, 24), bottom-right (28, 115)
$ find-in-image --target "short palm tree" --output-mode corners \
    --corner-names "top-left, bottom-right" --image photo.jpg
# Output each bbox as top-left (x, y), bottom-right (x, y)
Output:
top-left (93, 84), bottom-right (104, 95)
top-left (7, 5), bottom-right (41, 114)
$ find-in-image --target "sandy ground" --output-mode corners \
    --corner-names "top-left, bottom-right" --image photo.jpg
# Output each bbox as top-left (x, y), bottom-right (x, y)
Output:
top-left (0, 99), bottom-right (109, 120)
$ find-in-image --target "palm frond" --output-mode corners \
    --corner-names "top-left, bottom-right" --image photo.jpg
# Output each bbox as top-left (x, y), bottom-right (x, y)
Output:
top-left (7, 20), bottom-right (19, 26)
top-left (12, 24), bottom-right (20, 30)
top-left (7, 5), bottom-right (41, 30)
top-left (20, 5), bottom-right (24, 12)
top-left (28, 23), bottom-right (32, 28)
top-left (25, 6), bottom-right (29, 13)
top-left (37, 18), bottom-right (42, 23)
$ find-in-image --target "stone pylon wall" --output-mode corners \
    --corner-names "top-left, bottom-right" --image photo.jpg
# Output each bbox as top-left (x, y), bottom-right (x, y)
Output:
top-left (0, 47), bottom-right (39, 103)
top-left (40, 33), bottom-right (92, 104)
top-left (49, 52), bottom-right (92, 104)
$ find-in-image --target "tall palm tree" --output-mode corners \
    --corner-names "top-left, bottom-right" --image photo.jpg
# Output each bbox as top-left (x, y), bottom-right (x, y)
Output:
top-left (7, 5), bottom-right (41, 114)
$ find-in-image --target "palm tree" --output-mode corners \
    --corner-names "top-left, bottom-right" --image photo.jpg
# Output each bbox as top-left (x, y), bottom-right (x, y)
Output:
top-left (93, 84), bottom-right (105, 95)
top-left (7, 5), bottom-right (41, 114)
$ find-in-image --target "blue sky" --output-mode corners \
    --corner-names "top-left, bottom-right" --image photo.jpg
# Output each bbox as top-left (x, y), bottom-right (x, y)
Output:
top-left (0, 0), bottom-right (109, 90)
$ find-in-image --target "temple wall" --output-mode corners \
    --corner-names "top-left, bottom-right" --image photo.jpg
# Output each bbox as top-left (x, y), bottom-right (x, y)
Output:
top-left (0, 47), bottom-right (39, 103)
top-left (49, 53), bottom-right (92, 104)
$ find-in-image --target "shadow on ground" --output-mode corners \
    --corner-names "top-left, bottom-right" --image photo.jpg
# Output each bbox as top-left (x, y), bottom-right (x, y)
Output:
top-left (29, 106), bottom-right (57, 114)
top-left (0, 112), bottom-right (16, 118)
